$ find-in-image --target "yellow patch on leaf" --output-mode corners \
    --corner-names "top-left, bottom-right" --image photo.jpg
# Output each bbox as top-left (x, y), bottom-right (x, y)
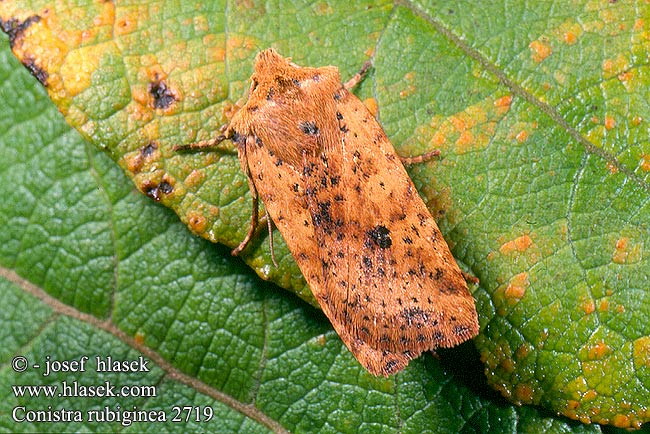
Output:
top-left (499, 234), bottom-right (533, 255)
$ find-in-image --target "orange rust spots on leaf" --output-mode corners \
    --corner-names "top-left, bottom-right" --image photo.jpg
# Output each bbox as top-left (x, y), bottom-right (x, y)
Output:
top-left (514, 383), bottom-right (534, 404)
top-left (606, 162), bottom-right (618, 174)
top-left (617, 70), bottom-right (633, 82)
top-left (581, 298), bottom-right (596, 315)
top-left (598, 298), bottom-right (609, 312)
top-left (504, 272), bottom-right (529, 303)
top-left (529, 39), bottom-right (552, 63)
top-left (612, 236), bottom-right (642, 264)
top-left (634, 18), bottom-right (645, 31)
top-left (564, 31), bottom-right (578, 44)
top-left (587, 341), bottom-right (611, 360)
top-left (639, 155), bottom-right (650, 171)
top-left (632, 115), bottom-right (643, 126)
top-left (456, 130), bottom-right (474, 152)
top-left (187, 211), bottom-right (208, 234)
top-left (604, 115), bottom-right (616, 130)
top-left (499, 234), bottom-right (533, 255)
top-left (204, 36), bottom-right (226, 63)
top-left (633, 336), bottom-right (650, 368)
top-left (134, 332), bottom-right (145, 345)
top-left (602, 54), bottom-right (630, 78)
top-left (612, 414), bottom-right (631, 429)
top-left (567, 400), bottom-right (580, 410)
top-left (515, 130), bottom-right (529, 143)
top-left (494, 95), bottom-right (512, 111)
top-left (583, 389), bottom-right (598, 401)
top-left (401, 71), bottom-right (416, 93)
top-left (450, 115), bottom-right (466, 132)
top-left (314, 3), bottom-right (334, 15)
top-left (363, 97), bottom-right (378, 118)
top-left (226, 35), bottom-right (259, 56)
top-left (115, 13), bottom-right (137, 35)
top-left (184, 169), bottom-right (205, 188)
top-left (515, 343), bottom-right (531, 359)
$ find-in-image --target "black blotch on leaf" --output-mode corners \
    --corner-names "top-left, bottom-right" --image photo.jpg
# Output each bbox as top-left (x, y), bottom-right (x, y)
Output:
top-left (141, 142), bottom-right (158, 157)
top-left (21, 56), bottom-right (48, 86)
top-left (144, 181), bottom-right (173, 201)
top-left (148, 79), bottom-right (176, 109)
top-left (1, 15), bottom-right (41, 48)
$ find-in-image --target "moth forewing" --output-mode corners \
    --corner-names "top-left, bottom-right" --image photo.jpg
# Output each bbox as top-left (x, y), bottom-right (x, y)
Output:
top-left (220, 49), bottom-right (479, 376)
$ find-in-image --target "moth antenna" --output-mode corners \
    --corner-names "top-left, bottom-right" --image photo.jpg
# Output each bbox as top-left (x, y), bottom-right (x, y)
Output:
top-left (344, 59), bottom-right (373, 90)
top-left (399, 149), bottom-right (441, 165)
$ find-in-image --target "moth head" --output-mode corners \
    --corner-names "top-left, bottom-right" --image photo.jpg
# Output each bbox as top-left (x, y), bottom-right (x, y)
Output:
top-left (251, 49), bottom-right (341, 100)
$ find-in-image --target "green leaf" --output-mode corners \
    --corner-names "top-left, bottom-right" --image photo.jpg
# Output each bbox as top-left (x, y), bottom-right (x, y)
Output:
top-left (0, 0), bottom-right (648, 432)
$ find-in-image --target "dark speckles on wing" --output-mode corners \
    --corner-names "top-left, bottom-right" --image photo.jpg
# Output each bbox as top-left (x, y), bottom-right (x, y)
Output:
top-left (366, 225), bottom-right (392, 249)
top-left (300, 121), bottom-right (319, 135)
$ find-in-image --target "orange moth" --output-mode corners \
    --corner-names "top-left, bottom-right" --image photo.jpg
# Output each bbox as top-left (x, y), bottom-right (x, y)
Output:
top-left (183, 49), bottom-right (478, 376)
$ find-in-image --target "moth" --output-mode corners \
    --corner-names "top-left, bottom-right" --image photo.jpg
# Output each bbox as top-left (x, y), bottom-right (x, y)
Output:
top-left (184, 49), bottom-right (479, 376)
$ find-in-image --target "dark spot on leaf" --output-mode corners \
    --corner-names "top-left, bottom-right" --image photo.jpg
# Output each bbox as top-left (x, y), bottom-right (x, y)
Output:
top-left (403, 236), bottom-right (413, 244)
top-left (367, 225), bottom-right (392, 249)
top-left (275, 158), bottom-right (283, 166)
top-left (143, 180), bottom-right (173, 202)
top-left (362, 256), bottom-right (372, 269)
top-left (1, 15), bottom-right (41, 49)
top-left (148, 79), bottom-right (176, 109)
top-left (454, 325), bottom-right (471, 336)
top-left (141, 142), bottom-right (158, 157)
top-left (159, 181), bottom-right (173, 194)
top-left (336, 111), bottom-right (343, 120)
top-left (21, 55), bottom-right (48, 86)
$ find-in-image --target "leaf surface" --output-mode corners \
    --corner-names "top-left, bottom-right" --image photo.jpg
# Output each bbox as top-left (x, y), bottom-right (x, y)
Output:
top-left (1, 0), bottom-right (649, 431)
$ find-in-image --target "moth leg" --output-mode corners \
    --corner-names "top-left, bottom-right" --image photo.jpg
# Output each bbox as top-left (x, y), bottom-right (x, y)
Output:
top-left (231, 136), bottom-right (260, 257)
top-left (462, 270), bottom-right (480, 285)
top-left (172, 134), bottom-right (229, 152)
top-left (399, 149), bottom-right (441, 165)
top-left (265, 208), bottom-right (278, 267)
top-left (344, 59), bottom-right (372, 90)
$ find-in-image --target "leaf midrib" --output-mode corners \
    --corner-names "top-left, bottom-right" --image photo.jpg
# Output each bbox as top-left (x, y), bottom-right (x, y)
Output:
top-left (0, 265), bottom-right (289, 434)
